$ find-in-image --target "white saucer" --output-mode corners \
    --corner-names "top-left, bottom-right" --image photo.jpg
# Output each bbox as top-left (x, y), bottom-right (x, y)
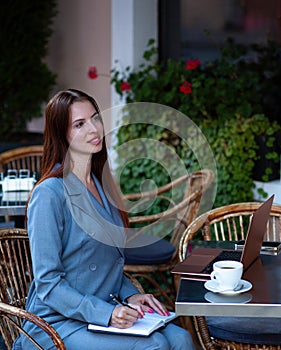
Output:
top-left (204, 292), bottom-right (252, 304)
top-left (204, 279), bottom-right (252, 295)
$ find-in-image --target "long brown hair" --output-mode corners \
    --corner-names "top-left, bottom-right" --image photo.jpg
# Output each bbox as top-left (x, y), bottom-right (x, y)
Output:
top-left (36, 88), bottom-right (129, 227)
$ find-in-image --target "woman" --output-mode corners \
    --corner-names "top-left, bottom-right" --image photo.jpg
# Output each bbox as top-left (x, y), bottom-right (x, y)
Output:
top-left (16, 89), bottom-right (195, 349)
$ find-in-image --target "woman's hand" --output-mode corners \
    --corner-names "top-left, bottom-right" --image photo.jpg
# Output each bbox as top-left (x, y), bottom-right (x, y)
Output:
top-left (127, 293), bottom-right (170, 316)
top-left (110, 305), bottom-right (143, 329)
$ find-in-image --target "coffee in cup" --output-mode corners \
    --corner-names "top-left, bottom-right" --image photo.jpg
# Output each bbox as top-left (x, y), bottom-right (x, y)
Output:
top-left (210, 260), bottom-right (243, 291)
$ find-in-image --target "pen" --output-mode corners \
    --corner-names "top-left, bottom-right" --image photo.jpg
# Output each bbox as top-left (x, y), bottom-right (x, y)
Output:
top-left (109, 293), bottom-right (137, 311)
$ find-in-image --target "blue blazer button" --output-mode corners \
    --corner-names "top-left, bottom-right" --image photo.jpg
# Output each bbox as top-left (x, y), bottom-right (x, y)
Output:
top-left (89, 263), bottom-right (97, 271)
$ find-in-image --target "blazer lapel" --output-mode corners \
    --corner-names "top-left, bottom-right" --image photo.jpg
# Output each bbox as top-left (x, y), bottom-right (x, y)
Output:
top-left (63, 172), bottom-right (126, 251)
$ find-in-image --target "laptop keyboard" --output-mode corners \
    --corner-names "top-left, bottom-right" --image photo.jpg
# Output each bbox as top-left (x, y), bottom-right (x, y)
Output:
top-left (202, 250), bottom-right (242, 274)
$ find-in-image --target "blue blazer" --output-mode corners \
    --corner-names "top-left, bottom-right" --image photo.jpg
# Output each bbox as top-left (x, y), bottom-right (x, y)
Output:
top-left (21, 172), bottom-right (139, 349)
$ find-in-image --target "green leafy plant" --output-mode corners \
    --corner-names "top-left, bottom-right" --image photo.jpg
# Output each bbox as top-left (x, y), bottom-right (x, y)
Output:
top-left (0, 1), bottom-right (57, 141)
top-left (201, 114), bottom-right (280, 205)
top-left (89, 38), bottom-right (281, 208)
top-left (110, 38), bottom-right (281, 122)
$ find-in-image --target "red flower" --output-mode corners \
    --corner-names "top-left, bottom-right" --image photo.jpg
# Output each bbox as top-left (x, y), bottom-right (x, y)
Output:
top-left (88, 66), bottom-right (98, 79)
top-left (120, 81), bottom-right (131, 92)
top-left (180, 81), bottom-right (192, 94)
top-left (185, 59), bottom-right (201, 70)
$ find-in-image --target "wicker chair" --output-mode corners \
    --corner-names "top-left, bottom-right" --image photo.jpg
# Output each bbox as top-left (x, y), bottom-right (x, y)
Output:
top-left (0, 145), bottom-right (43, 180)
top-left (0, 228), bottom-right (66, 349)
top-left (178, 202), bottom-right (281, 350)
top-left (123, 169), bottom-right (215, 310)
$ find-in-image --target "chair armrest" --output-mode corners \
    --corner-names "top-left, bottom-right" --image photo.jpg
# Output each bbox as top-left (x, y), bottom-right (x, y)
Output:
top-left (123, 174), bottom-right (191, 201)
top-left (127, 194), bottom-right (176, 217)
top-left (0, 301), bottom-right (66, 350)
top-left (124, 273), bottom-right (145, 293)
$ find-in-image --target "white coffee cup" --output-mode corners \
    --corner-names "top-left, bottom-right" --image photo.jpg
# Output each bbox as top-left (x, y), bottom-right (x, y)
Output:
top-left (210, 260), bottom-right (243, 291)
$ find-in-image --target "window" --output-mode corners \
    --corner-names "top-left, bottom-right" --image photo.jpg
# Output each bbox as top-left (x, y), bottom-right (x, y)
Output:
top-left (159, 0), bottom-right (281, 61)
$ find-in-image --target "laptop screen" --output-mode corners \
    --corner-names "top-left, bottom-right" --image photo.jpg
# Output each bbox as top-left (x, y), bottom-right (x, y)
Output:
top-left (241, 195), bottom-right (274, 270)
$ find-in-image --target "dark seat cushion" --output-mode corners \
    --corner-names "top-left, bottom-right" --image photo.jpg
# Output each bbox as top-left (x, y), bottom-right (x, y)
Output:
top-left (124, 233), bottom-right (175, 265)
top-left (206, 316), bottom-right (281, 345)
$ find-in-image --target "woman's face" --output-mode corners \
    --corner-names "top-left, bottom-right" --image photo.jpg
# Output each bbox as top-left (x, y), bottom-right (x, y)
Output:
top-left (67, 100), bottom-right (104, 157)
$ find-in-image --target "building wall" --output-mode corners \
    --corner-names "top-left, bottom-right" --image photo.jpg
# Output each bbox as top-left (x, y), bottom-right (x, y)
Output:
top-left (28, 0), bottom-right (158, 134)
top-left (28, 0), bottom-right (112, 132)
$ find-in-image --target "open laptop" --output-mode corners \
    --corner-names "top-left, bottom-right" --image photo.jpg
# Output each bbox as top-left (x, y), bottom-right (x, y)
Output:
top-left (172, 195), bottom-right (274, 280)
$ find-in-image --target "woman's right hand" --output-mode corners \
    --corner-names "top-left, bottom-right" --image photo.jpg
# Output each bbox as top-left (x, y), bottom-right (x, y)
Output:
top-left (110, 305), bottom-right (143, 329)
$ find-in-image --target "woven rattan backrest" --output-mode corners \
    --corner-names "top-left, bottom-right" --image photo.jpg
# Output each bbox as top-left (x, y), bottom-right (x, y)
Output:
top-left (0, 145), bottom-right (43, 179)
top-left (0, 228), bottom-right (66, 349)
top-left (125, 169), bottom-right (214, 256)
top-left (0, 228), bottom-right (32, 306)
top-left (202, 203), bottom-right (281, 242)
top-left (0, 228), bottom-right (69, 349)
top-left (179, 202), bottom-right (281, 261)
top-left (0, 228), bottom-right (33, 347)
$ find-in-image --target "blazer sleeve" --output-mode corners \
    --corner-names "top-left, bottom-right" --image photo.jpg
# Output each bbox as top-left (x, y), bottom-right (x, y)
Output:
top-left (27, 181), bottom-right (115, 327)
top-left (119, 274), bottom-right (141, 301)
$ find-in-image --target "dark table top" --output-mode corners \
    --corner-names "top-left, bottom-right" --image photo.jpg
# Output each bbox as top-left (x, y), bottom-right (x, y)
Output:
top-left (175, 241), bottom-right (281, 317)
